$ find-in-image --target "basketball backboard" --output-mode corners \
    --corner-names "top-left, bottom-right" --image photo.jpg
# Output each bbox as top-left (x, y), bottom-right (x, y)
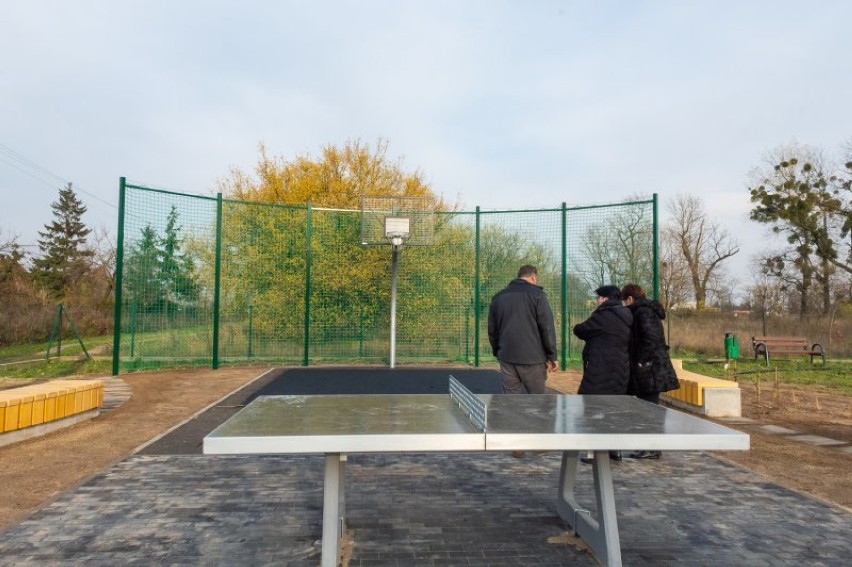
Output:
top-left (360, 195), bottom-right (435, 246)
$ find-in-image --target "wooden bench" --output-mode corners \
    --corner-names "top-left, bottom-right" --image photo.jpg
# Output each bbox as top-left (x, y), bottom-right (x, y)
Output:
top-left (751, 336), bottom-right (825, 365)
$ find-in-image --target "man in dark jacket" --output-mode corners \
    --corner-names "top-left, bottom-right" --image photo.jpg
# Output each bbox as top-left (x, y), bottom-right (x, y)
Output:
top-left (488, 264), bottom-right (558, 398)
top-left (573, 285), bottom-right (633, 395)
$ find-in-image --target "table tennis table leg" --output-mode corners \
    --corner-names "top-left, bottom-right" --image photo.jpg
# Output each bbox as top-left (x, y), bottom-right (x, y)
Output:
top-left (321, 453), bottom-right (346, 567)
top-left (555, 451), bottom-right (622, 567)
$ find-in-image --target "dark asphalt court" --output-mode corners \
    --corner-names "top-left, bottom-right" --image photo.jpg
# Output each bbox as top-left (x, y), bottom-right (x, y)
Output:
top-left (1, 366), bottom-right (850, 566)
top-left (139, 367), bottom-right (506, 456)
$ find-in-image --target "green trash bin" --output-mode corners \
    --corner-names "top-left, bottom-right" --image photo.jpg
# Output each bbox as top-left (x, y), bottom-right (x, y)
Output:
top-left (724, 332), bottom-right (739, 360)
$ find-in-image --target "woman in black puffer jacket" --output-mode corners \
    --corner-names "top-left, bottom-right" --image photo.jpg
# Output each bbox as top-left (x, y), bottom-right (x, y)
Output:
top-left (621, 283), bottom-right (680, 459)
top-left (573, 285), bottom-right (633, 395)
top-left (573, 284), bottom-right (633, 463)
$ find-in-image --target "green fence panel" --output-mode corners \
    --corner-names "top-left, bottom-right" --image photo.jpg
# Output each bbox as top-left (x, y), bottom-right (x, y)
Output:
top-left (115, 184), bottom-right (218, 371)
top-left (112, 181), bottom-right (656, 373)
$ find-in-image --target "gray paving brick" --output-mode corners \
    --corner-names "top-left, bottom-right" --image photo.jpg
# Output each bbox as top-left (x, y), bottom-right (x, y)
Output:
top-left (788, 434), bottom-right (847, 446)
top-left (0, 452), bottom-right (849, 566)
top-left (715, 416), bottom-right (759, 424)
top-left (756, 424), bottom-right (800, 434)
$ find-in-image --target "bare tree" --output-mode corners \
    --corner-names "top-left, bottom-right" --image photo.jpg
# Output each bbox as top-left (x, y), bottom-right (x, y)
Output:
top-left (582, 224), bottom-right (620, 288)
top-left (0, 226), bottom-right (18, 255)
top-left (667, 194), bottom-right (740, 310)
top-left (581, 200), bottom-right (654, 291)
top-left (745, 260), bottom-right (787, 335)
top-left (0, 228), bottom-right (47, 345)
top-left (709, 274), bottom-right (738, 310)
top-left (659, 227), bottom-right (691, 310)
top-left (89, 226), bottom-right (116, 303)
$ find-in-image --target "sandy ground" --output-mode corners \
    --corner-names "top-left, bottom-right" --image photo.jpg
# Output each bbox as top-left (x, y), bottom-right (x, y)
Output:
top-left (547, 371), bottom-right (852, 512)
top-left (0, 366), bottom-right (269, 531)
top-left (0, 366), bottom-right (850, 533)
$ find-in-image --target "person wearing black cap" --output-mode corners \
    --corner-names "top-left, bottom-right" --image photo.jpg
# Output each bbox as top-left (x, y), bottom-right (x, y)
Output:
top-left (573, 284), bottom-right (633, 462)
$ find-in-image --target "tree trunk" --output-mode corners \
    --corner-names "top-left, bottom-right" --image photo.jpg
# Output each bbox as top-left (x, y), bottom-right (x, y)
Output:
top-left (689, 266), bottom-right (705, 310)
top-left (695, 287), bottom-right (706, 310)
top-left (800, 273), bottom-right (810, 319)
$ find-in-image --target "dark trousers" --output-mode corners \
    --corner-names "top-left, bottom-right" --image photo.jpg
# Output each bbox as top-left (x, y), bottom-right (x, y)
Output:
top-left (499, 361), bottom-right (548, 394)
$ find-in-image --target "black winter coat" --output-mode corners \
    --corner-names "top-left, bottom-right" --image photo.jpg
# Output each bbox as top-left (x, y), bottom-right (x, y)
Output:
top-left (573, 298), bottom-right (632, 394)
top-left (626, 298), bottom-right (680, 395)
top-left (488, 278), bottom-right (557, 365)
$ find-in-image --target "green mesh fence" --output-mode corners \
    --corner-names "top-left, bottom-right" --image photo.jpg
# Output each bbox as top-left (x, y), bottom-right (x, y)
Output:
top-left (112, 179), bottom-right (657, 373)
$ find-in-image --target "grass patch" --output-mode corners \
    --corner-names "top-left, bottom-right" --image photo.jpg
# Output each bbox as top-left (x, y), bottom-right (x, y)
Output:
top-left (683, 358), bottom-right (852, 394)
top-left (560, 359), bottom-right (584, 371)
top-left (0, 334), bottom-right (112, 363)
top-left (0, 334), bottom-right (113, 381)
top-left (0, 358), bottom-right (112, 380)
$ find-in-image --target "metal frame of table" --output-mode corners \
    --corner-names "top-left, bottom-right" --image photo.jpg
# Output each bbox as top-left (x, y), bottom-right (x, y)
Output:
top-left (204, 382), bottom-right (749, 567)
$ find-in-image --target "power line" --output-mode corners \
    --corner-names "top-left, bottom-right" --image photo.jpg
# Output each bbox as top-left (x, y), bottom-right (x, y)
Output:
top-left (0, 143), bottom-right (116, 210)
top-left (0, 143), bottom-right (66, 186)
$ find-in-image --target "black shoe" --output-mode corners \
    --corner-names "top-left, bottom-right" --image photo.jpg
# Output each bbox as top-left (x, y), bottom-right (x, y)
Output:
top-left (629, 451), bottom-right (661, 460)
top-left (609, 451), bottom-right (622, 462)
top-left (580, 457), bottom-right (593, 465)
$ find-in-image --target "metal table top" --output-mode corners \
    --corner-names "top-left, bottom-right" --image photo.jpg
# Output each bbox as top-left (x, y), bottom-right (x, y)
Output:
top-left (204, 394), bottom-right (749, 454)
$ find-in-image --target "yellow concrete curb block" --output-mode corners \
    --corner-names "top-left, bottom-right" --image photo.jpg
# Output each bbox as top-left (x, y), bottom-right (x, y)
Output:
top-left (664, 360), bottom-right (741, 417)
top-left (0, 379), bottom-right (103, 434)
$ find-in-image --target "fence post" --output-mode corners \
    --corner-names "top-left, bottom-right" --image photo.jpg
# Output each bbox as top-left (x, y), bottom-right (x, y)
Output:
top-left (111, 177), bottom-right (127, 375)
top-left (652, 193), bottom-right (660, 300)
top-left (63, 305), bottom-right (90, 360)
top-left (465, 301), bottom-right (471, 363)
top-left (474, 206), bottom-right (481, 367)
top-left (303, 204), bottom-right (313, 366)
top-left (46, 304), bottom-right (62, 361)
top-left (212, 193), bottom-right (223, 369)
top-left (247, 299), bottom-right (253, 360)
top-left (130, 301), bottom-right (137, 358)
top-left (358, 309), bottom-right (364, 358)
top-left (561, 202), bottom-right (568, 369)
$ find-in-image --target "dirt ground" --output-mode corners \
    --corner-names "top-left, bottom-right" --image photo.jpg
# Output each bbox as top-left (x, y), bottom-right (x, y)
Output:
top-left (0, 366), bottom-right (850, 533)
top-left (547, 371), bottom-right (852, 512)
top-left (0, 366), bottom-right (268, 531)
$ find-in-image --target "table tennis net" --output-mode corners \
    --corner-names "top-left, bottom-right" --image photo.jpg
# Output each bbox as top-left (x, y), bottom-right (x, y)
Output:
top-left (448, 375), bottom-right (487, 430)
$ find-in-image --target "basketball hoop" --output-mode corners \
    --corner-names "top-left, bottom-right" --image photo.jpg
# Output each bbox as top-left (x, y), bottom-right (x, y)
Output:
top-left (384, 216), bottom-right (410, 250)
top-left (360, 196), bottom-right (434, 369)
top-left (360, 195), bottom-right (434, 247)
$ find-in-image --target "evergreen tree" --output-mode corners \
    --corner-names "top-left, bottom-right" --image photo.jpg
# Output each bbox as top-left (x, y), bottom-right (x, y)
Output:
top-left (124, 225), bottom-right (163, 313)
top-left (123, 208), bottom-right (200, 317)
top-left (159, 207), bottom-right (200, 314)
top-left (31, 183), bottom-right (93, 298)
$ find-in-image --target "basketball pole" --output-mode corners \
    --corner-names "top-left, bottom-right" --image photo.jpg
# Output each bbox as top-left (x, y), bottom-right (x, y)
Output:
top-left (389, 244), bottom-right (400, 369)
top-left (363, 204), bottom-right (421, 370)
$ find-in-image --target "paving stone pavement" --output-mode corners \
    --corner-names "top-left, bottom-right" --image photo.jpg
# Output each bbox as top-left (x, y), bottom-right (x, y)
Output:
top-left (755, 424), bottom-right (800, 435)
top-left (99, 377), bottom-right (131, 411)
top-left (786, 434), bottom-right (848, 447)
top-left (0, 451), bottom-right (849, 566)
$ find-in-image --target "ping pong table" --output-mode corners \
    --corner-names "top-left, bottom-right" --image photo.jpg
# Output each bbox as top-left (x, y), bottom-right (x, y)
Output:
top-left (204, 376), bottom-right (749, 566)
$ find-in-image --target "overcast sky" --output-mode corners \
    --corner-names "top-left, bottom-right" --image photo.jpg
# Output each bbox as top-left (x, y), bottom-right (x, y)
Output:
top-left (2, 1), bottom-right (850, 289)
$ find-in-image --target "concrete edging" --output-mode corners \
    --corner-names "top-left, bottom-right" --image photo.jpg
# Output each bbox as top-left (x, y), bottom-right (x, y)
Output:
top-left (0, 409), bottom-right (100, 448)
